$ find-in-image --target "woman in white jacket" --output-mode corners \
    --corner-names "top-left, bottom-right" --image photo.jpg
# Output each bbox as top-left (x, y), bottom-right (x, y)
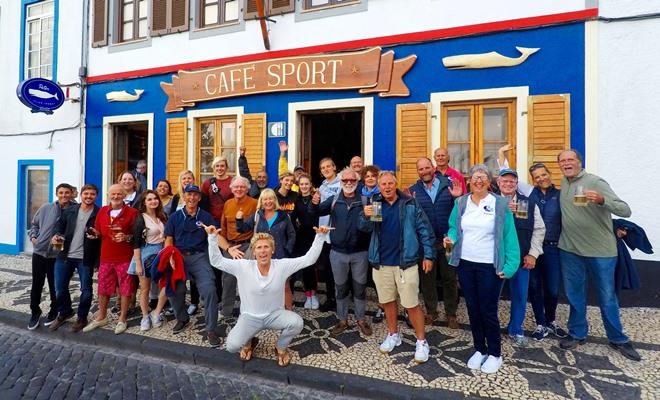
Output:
top-left (206, 224), bottom-right (330, 366)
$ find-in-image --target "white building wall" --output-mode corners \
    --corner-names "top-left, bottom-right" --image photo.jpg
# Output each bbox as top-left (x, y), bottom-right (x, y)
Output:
top-left (0, 0), bottom-right (84, 251)
top-left (597, 0), bottom-right (660, 261)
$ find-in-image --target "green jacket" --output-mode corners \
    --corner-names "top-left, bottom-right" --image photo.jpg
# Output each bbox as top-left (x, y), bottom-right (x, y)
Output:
top-left (447, 194), bottom-right (520, 279)
top-left (558, 170), bottom-right (631, 257)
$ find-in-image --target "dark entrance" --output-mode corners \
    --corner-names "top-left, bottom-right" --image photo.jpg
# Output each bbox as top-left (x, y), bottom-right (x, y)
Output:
top-left (300, 109), bottom-right (363, 186)
top-left (111, 122), bottom-right (148, 182)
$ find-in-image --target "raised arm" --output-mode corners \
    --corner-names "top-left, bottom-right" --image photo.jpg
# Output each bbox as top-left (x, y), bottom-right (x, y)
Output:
top-left (279, 231), bottom-right (328, 275)
top-left (207, 233), bottom-right (248, 275)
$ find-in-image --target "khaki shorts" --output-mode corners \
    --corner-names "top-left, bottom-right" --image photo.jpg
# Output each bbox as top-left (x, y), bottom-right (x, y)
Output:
top-left (372, 265), bottom-right (420, 309)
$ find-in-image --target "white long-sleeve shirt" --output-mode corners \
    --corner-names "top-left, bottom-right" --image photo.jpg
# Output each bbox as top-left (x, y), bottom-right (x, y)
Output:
top-left (207, 232), bottom-right (327, 317)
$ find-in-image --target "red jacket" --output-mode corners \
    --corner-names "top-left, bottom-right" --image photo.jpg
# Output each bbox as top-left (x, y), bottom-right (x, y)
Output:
top-left (95, 205), bottom-right (138, 263)
top-left (151, 246), bottom-right (186, 297)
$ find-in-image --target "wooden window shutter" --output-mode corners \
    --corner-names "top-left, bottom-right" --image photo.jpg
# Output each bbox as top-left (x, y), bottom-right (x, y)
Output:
top-left (241, 113), bottom-right (267, 178)
top-left (152, 0), bottom-right (169, 36)
top-left (243, 0), bottom-right (259, 20)
top-left (92, 0), bottom-right (108, 47)
top-left (270, 0), bottom-right (294, 14)
top-left (396, 103), bottom-right (431, 189)
top-left (166, 117), bottom-right (189, 190)
top-left (170, 0), bottom-right (189, 32)
top-left (527, 94), bottom-right (571, 187)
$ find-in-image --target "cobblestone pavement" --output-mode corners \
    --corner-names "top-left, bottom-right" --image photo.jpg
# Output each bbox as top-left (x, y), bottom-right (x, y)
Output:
top-left (0, 322), bottom-right (355, 400)
top-left (2, 254), bottom-right (659, 399)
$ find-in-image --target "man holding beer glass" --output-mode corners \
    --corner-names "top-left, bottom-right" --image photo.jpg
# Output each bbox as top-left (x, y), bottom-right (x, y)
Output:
top-left (497, 169), bottom-right (545, 347)
top-left (557, 150), bottom-right (640, 361)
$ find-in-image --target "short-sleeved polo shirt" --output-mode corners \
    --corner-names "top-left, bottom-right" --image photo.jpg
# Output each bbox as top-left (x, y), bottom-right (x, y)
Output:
top-left (165, 207), bottom-right (218, 253)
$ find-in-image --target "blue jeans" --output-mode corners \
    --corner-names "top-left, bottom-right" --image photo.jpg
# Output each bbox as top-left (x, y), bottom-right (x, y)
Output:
top-left (54, 257), bottom-right (93, 320)
top-left (529, 244), bottom-right (561, 326)
top-left (560, 250), bottom-right (628, 344)
top-left (507, 266), bottom-right (529, 336)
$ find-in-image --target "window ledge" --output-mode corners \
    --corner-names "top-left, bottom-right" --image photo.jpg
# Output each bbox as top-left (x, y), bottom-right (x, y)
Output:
top-left (189, 20), bottom-right (245, 40)
top-left (300, 1), bottom-right (361, 14)
top-left (108, 37), bottom-right (152, 53)
top-left (295, 0), bottom-right (367, 22)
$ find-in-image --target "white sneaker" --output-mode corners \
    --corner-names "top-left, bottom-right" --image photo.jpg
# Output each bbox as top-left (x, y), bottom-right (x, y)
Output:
top-left (140, 317), bottom-right (151, 331)
top-left (187, 304), bottom-right (198, 316)
top-left (114, 321), bottom-right (127, 335)
top-left (379, 332), bottom-right (402, 353)
top-left (304, 297), bottom-right (313, 309)
top-left (149, 311), bottom-right (163, 328)
top-left (310, 295), bottom-right (320, 310)
top-left (467, 351), bottom-right (488, 369)
top-left (414, 340), bottom-right (430, 363)
top-left (480, 355), bottom-right (503, 374)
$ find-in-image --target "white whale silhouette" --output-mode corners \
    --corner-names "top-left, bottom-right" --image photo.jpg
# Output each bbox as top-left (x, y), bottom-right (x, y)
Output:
top-left (106, 89), bottom-right (145, 102)
top-left (28, 88), bottom-right (59, 100)
top-left (442, 47), bottom-right (540, 69)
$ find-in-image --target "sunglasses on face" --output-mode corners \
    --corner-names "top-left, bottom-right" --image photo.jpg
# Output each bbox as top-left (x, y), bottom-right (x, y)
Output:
top-left (341, 179), bottom-right (357, 183)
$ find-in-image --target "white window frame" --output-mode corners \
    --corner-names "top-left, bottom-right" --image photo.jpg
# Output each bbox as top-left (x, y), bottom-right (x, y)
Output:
top-left (25, 0), bottom-right (55, 79)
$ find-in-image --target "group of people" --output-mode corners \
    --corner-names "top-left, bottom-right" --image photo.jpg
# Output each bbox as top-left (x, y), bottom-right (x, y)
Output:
top-left (27, 142), bottom-right (640, 373)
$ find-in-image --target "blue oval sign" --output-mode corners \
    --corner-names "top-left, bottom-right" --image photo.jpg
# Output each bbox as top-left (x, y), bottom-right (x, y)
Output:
top-left (16, 78), bottom-right (65, 114)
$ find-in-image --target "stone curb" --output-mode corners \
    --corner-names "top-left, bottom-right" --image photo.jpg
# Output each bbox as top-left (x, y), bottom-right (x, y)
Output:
top-left (0, 308), bottom-right (474, 400)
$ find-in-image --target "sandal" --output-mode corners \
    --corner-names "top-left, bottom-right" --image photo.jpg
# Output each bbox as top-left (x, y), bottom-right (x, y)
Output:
top-left (275, 346), bottom-right (291, 367)
top-left (239, 337), bottom-right (259, 361)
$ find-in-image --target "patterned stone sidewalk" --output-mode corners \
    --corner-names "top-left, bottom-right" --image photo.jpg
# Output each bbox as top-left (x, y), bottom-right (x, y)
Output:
top-left (1, 254), bottom-right (658, 400)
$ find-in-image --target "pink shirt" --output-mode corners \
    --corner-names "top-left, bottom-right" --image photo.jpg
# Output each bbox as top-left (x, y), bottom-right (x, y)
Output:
top-left (438, 166), bottom-right (467, 195)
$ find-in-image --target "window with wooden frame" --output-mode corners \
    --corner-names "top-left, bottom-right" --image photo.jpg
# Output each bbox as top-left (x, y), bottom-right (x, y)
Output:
top-left (303, 0), bottom-right (358, 10)
top-left (244, 0), bottom-right (294, 20)
top-left (152, 0), bottom-right (190, 36)
top-left (25, 1), bottom-right (55, 79)
top-left (441, 99), bottom-right (516, 176)
top-left (199, 0), bottom-right (238, 28)
top-left (196, 116), bottom-right (238, 182)
top-left (118, 0), bottom-right (148, 42)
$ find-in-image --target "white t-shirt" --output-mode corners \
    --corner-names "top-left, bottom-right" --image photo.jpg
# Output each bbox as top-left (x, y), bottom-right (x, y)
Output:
top-left (460, 193), bottom-right (497, 264)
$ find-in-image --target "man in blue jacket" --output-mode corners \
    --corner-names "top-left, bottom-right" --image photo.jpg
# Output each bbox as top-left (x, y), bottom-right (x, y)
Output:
top-left (360, 171), bottom-right (435, 364)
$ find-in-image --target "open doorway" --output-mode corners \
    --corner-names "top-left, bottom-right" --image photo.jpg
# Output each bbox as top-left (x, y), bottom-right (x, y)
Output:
top-left (111, 122), bottom-right (148, 183)
top-left (300, 109), bottom-right (363, 186)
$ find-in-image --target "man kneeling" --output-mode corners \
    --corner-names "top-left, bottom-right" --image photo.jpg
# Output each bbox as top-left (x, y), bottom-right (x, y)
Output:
top-left (206, 225), bottom-right (330, 366)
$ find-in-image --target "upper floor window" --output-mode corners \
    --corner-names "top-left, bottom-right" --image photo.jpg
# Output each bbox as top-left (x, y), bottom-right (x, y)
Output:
top-left (119, 0), bottom-right (148, 42)
top-left (303, 0), bottom-right (358, 10)
top-left (25, 1), bottom-right (55, 79)
top-left (200, 0), bottom-right (238, 28)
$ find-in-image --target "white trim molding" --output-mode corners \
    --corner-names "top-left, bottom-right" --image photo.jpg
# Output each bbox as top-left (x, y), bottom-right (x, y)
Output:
top-left (584, 20), bottom-right (598, 173)
top-left (287, 97), bottom-right (374, 172)
top-left (430, 86), bottom-right (529, 182)
top-left (186, 106), bottom-right (245, 172)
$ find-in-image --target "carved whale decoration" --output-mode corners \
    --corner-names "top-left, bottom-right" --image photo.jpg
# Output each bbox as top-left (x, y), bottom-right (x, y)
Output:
top-left (106, 89), bottom-right (145, 102)
top-left (442, 47), bottom-right (540, 69)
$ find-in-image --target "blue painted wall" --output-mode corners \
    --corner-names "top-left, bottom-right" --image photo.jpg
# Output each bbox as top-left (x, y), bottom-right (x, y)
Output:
top-left (85, 23), bottom-right (585, 196)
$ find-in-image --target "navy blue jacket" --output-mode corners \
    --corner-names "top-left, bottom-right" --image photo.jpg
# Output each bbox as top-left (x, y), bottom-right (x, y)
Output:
top-left (408, 175), bottom-right (454, 244)
top-left (237, 210), bottom-right (296, 258)
top-left (613, 219), bottom-right (653, 294)
top-left (310, 191), bottom-right (370, 254)
top-left (529, 185), bottom-right (561, 242)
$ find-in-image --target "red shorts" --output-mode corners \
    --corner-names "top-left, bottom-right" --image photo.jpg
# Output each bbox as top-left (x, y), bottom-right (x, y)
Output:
top-left (98, 261), bottom-right (135, 297)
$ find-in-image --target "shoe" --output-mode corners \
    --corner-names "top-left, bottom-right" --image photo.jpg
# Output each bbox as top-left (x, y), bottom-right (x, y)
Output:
top-left (373, 308), bottom-right (384, 324)
top-left (319, 298), bottom-right (336, 312)
top-left (403, 310), bottom-right (413, 328)
top-left (532, 325), bottom-right (549, 341)
top-left (480, 355), bottom-right (503, 374)
top-left (140, 317), bottom-right (151, 331)
top-left (114, 321), bottom-right (127, 334)
top-left (303, 297), bottom-right (313, 309)
top-left (356, 320), bottom-right (373, 336)
top-left (467, 351), bottom-right (488, 369)
top-left (71, 318), bottom-right (88, 333)
top-left (49, 311), bottom-right (74, 332)
top-left (510, 334), bottom-right (529, 347)
top-left (28, 311), bottom-right (42, 330)
top-left (609, 342), bottom-right (641, 361)
top-left (424, 312), bottom-right (438, 326)
top-left (172, 319), bottom-right (190, 334)
top-left (82, 317), bottom-right (109, 333)
top-left (331, 320), bottom-right (350, 336)
top-left (187, 304), bottom-right (198, 316)
top-left (43, 311), bottom-right (58, 327)
top-left (164, 307), bottom-right (175, 317)
top-left (414, 340), bottom-right (430, 363)
top-left (559, 336), bottom-right (586, 350)
top-left (149, 311), bottom-right (163, 328)
top-left (207, 331), bottom-right (221, 348)
top-left (379, 332), bottom-right (402, 354)
top-left (547, 321), bottom-right (568, 338)
top-left (310, 295), bottom-right (320, 310)
top-left (447, 315), bottom-right (459, 330)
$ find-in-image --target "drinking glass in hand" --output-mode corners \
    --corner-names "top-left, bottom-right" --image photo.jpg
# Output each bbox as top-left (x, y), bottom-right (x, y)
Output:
top-left (370, 201), bottom-right (382, 222)
top-left (52, 235), bottom-right (64, 252)
top-left (443, 234), bottom-right (452, 260)
top-left (574, 185), bottom-right (587, 206)
top-left (516, 199), bottom-right (529, 219)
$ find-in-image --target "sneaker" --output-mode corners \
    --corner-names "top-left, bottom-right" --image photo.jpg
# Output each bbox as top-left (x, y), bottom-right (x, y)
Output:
top-left (379, 332), bottom-right (402, 354)
top-left (71, 318), bottom-right (88, 333)
top-left (303, 297), bottom-right (313, 309)
top-left (403, 310), bottom-right (413, 328)
top-left (331, 320), bottom-right (350, 336)
top-left (164, 307), bottom-right (175, 317)
top-left (49, 311), bottom-right (74, 332)
top-left (43, 311), bottom-right (58, 327)
top-left (207, 331), bottom-right (221, 348)
top-left (149, 311), bottom-right (163, 328)
top-left (172, 319), bottom-right (190, 334)
top-left (414, 340), bottom-right (430, 364)
top-left (480, 355), bottom-right (503, 374)
top-left (547, 321), bottom-right (568, 338)
top-left (373, 308), bottom-right (384, 323)
top-left (140, 317), bottom-right (151, 331)
top-left (82, 317), bottom-right (109, 333)
top-left (28, 311), bottom-right (42, 330)
top-left (532, 325), bottom-right (549, 341)
top-left (319, 298), bottom-right (336, 312)
top-left (609, 342), bottom-right (641, 361)
top-left (510, 334), bottom-right (529, 347)
top-left (310, 295), bottom-right (320, 310)
top-left (559, 336), bottom-right (586, 350)
top-left (115, 321), bottom-right (127, 334)
top-left (467, 351), bottom-right (488, 369)
top-left (356, 320), bottom-right (373, 336)
top-left (187, 304), bottom-right (198, 316)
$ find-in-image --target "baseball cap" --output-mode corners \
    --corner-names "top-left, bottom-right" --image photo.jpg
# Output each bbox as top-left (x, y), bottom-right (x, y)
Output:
top-left (499, 168), bottom-right (518, 178)
top-left (183, 184), bottom-right (201, 193)
top-left (293, 165), bottom-right (305, 172)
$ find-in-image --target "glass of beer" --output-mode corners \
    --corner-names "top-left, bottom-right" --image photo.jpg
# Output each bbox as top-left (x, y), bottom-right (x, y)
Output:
top-left (516, 200), bottom-right (529, 219)
top-left (574, 185), bottom-right (588, 206)
top-left (370, 201), bottom-right (382, 222)
top-left (443, 234), bottom-right (453, 260)
top-left (52, 235), bottom-right (64, 252)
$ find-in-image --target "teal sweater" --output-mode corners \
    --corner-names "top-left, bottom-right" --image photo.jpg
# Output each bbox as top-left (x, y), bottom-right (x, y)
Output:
top-left (447, 194), bottom-right (520, 279)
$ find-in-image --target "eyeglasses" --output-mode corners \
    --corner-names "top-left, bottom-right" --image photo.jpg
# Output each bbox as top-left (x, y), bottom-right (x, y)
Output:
top-left (341, 179), bottom-right (357, 183)
top-left (471, 176), bottom-right (488, 182)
